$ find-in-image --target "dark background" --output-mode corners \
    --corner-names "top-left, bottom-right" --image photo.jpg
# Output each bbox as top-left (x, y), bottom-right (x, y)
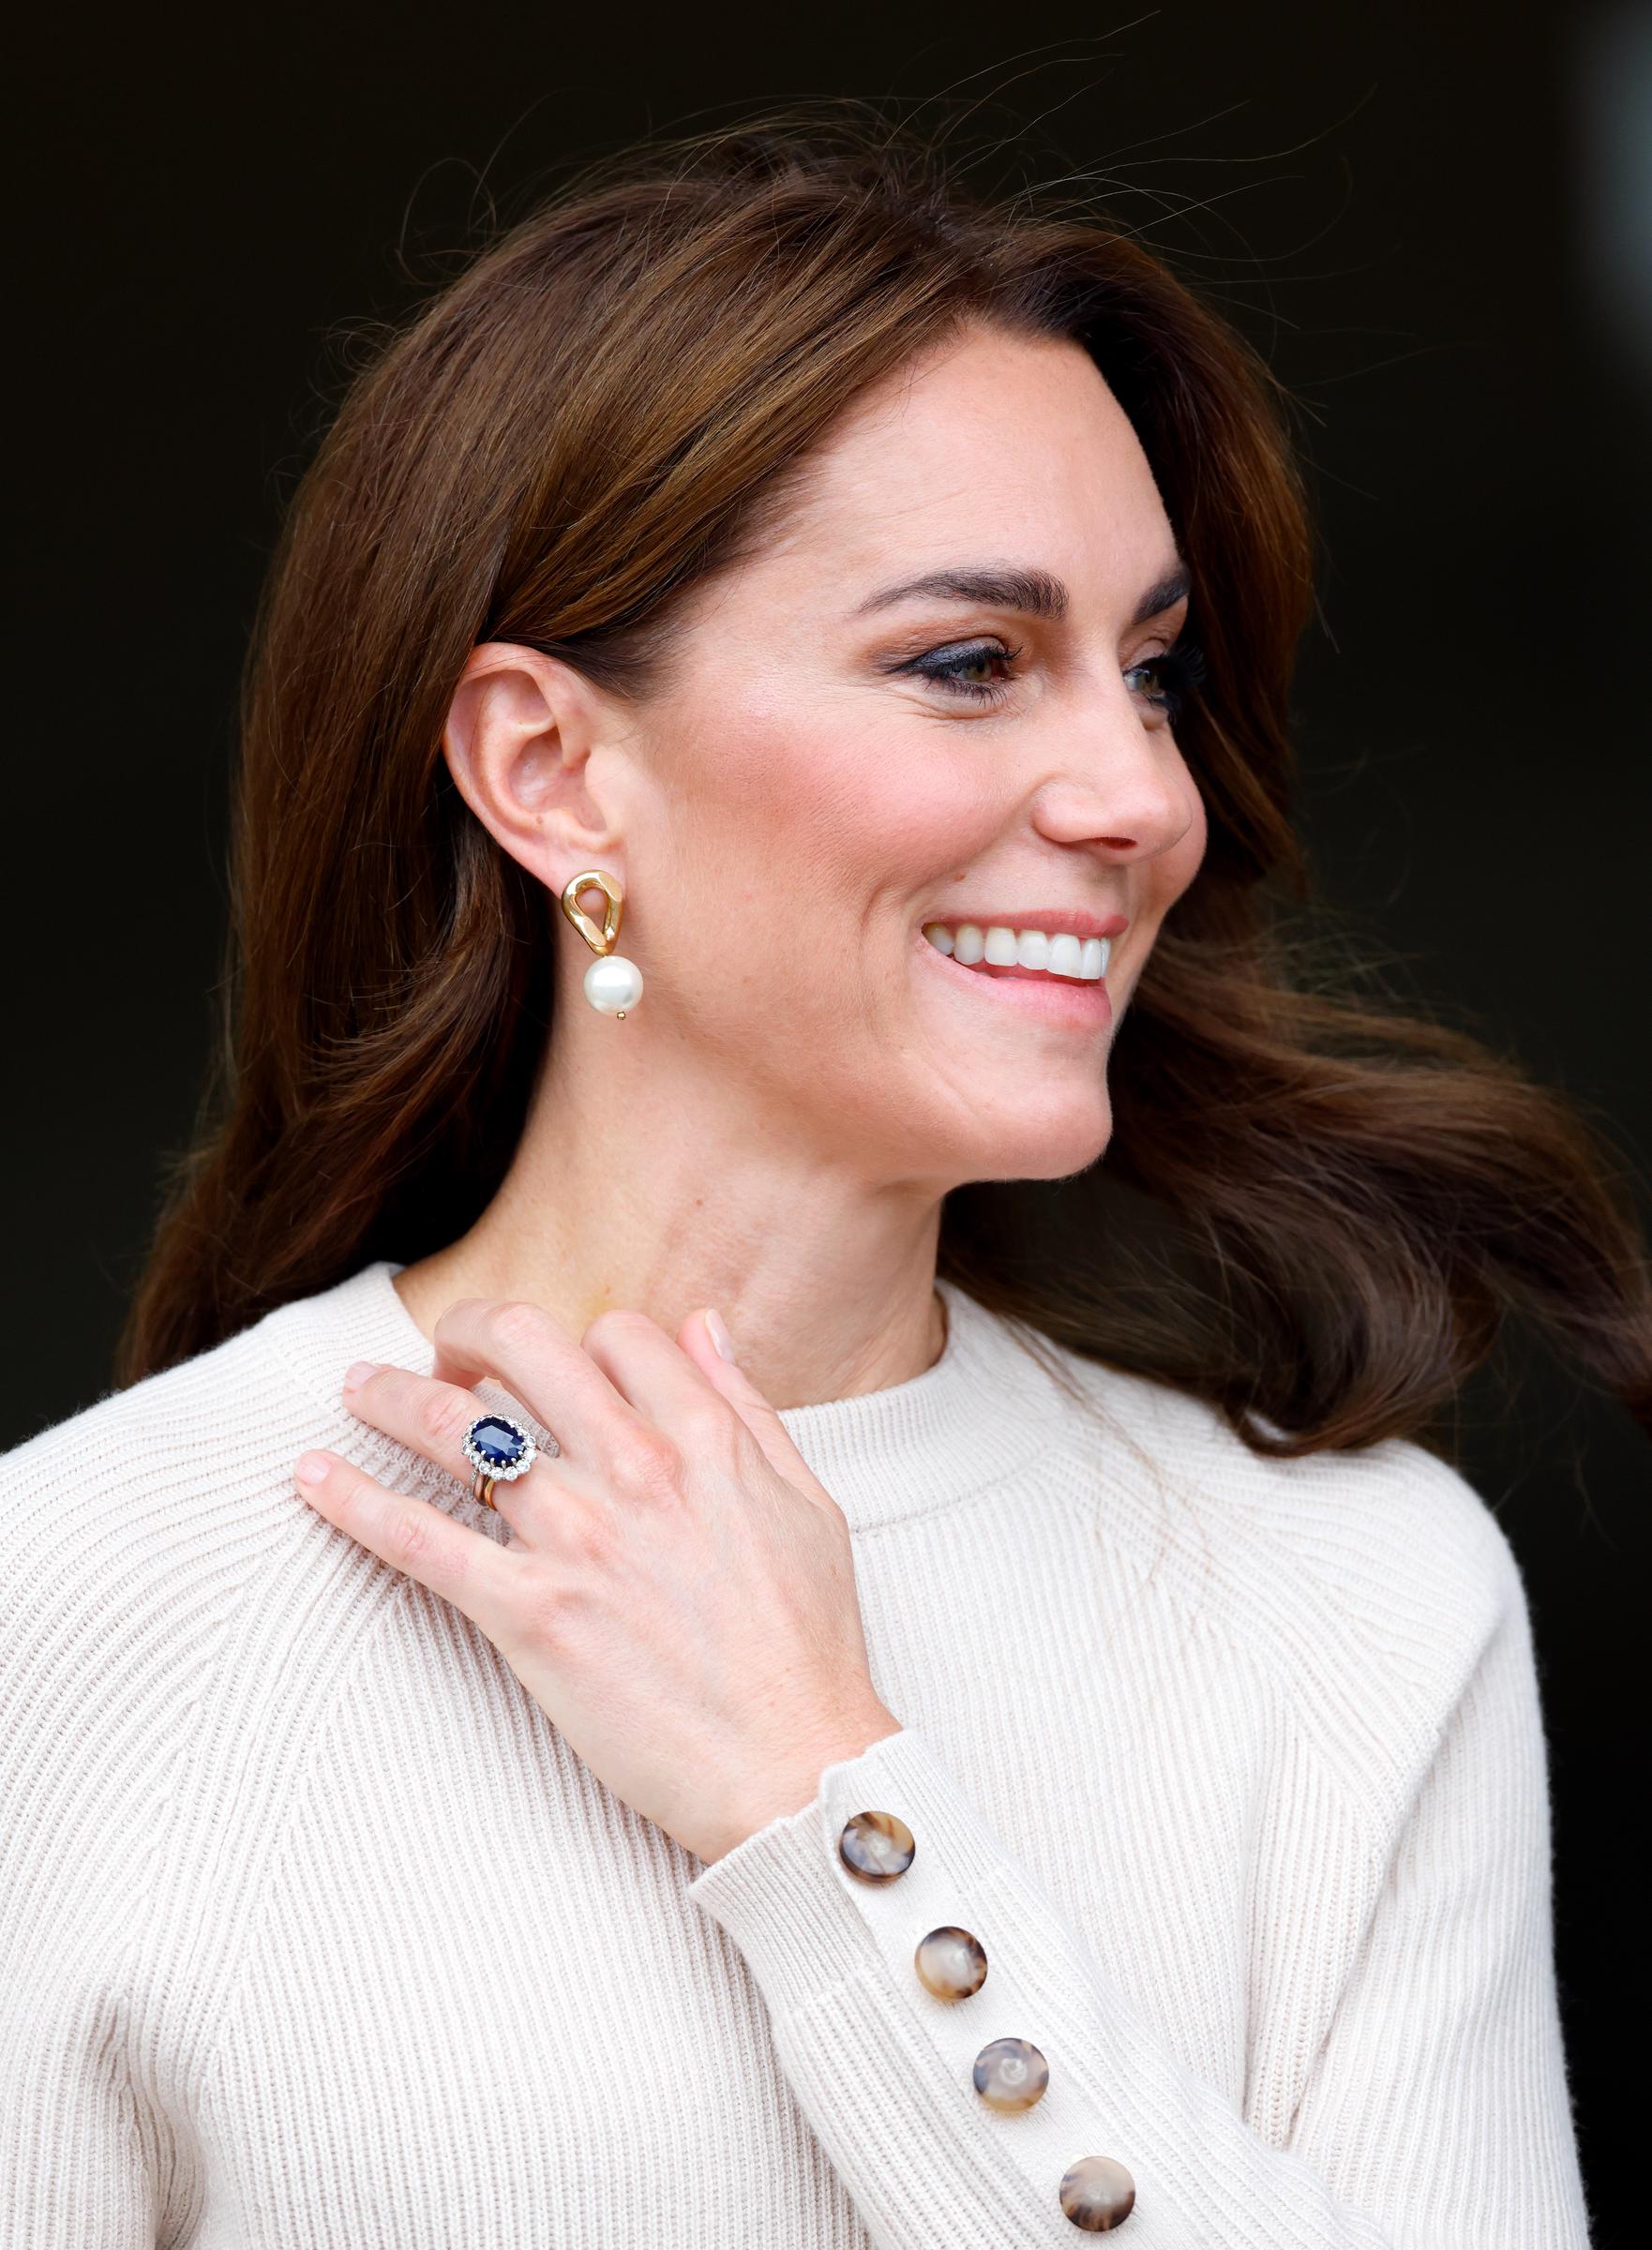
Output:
top-left (10, 5), bottom-right (1649, 2238)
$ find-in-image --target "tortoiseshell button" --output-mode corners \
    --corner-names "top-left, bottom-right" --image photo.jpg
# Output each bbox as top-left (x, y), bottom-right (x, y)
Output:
top-left (971, 2036), bottom-right (1048, 2112)
top-left (836, 1808), bottom-right (915, 1883)
top-left (913, 1925), bottom-right (988, 2000)
top-left (1059, 2154), bottom-right (1136, 2230)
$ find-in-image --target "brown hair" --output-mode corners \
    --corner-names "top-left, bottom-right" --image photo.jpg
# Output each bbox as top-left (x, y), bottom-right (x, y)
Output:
top-left (116, 104), bottom-right (1652, 1455)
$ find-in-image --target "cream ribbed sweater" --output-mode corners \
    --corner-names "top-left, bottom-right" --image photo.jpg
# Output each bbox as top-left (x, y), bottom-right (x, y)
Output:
top-left (0, 1261), bottom-right (1591, 2248)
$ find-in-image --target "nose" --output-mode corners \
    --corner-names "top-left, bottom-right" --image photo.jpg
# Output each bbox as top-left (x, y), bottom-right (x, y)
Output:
top-left (1029, 708), bottom-right (1199, 865)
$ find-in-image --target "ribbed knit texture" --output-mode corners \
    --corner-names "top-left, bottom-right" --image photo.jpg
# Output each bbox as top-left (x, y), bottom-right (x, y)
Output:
top-left (0, 1261), bottom-right (1590, 2247)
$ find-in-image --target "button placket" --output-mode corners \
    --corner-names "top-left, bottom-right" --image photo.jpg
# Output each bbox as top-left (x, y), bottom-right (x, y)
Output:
top-left (836, 1807), bottom-right (1137, 2230)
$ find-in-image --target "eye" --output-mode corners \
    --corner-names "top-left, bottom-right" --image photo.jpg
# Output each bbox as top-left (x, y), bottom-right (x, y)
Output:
top-left (1124, 638), bottom-right (1208, 723)
top-left (896, 638), bottom-right (1024, 705)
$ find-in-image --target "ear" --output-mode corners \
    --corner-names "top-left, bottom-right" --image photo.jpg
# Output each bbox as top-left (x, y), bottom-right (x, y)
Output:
top-left (441, 641), bottom-right (625, 892)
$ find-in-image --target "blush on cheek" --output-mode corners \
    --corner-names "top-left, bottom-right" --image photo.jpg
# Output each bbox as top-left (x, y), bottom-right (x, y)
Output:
top-left (663, 681), bottom-right (1010, 956)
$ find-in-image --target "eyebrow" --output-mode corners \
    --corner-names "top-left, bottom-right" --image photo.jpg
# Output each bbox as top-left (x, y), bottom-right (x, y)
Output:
top-left (850, 560), bottom-right (1192, 629)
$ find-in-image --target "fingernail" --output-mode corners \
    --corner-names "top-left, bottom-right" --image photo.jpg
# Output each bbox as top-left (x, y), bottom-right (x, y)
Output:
top-left (704, 1307), bottom-right (737, 1362)
top-left (295, 1452), bottom-right (331, 1485)
top-left (343, 1361), bottom-right (379, 1391)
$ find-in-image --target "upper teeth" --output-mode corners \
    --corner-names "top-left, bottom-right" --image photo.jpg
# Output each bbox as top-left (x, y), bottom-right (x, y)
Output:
top-left (922, 922), bottom-right (1111, 980)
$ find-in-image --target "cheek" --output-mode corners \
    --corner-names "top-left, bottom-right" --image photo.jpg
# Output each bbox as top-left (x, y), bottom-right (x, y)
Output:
top-left (667, 690), bottom-right (994, 905)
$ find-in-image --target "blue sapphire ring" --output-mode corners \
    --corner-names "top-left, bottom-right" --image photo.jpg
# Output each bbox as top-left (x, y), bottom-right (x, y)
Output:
top-left (461, 1412), bottom-right (540, 1510)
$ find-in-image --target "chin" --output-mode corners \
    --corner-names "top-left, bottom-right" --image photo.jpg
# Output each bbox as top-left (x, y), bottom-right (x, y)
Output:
top-left (961, 1090), bottom-right (1115, 1184)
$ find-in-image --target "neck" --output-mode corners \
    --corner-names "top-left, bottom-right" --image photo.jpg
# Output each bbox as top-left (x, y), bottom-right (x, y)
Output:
top-left (390, 1034), bottom-right (950, 1410)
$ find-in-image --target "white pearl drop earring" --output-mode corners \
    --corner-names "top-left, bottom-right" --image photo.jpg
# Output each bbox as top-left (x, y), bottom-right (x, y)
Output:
top-left (561, 869), bottom-right (643, 1019)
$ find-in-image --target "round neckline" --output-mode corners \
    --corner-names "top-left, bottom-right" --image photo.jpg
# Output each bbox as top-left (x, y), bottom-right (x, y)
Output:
top-left (264, 1258), bottom-right (1062, 1533)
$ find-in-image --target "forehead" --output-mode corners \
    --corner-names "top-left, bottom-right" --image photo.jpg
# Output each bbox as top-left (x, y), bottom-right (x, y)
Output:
top-left (761, 325), bottom-right (1173, 589)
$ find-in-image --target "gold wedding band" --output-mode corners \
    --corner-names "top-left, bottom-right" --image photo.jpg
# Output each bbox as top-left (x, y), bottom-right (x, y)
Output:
top-left (470, 1466), bottom-right (498, 1510)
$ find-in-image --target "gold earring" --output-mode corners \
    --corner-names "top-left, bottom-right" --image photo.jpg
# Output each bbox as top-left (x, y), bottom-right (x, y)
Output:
top-left (560, 870), bottom-right (643, 1019)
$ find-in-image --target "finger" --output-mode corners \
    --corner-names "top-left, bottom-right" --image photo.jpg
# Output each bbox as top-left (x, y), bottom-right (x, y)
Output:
top-left (578, 1305), bottom-right (735, 1432)
top-left (342, 1360), bottom-right (497, 1482)
top-left (339, 1359), bottom-right (560, 1536)
top-left (293, 1448), bottom-right (512, 1627)
top-left (428, 1298), bottom-right (645, 1464)
top-left (675, 1308), bottom-right (837, 1507)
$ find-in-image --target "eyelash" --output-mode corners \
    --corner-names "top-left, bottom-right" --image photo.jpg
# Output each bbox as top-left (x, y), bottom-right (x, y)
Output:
top-left (905, 636), bottom-right (1209, 718)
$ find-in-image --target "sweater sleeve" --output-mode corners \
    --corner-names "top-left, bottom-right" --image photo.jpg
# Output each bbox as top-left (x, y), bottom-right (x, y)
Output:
top-left (0, 1423), bottom-right (203, 2250)
top-left (685, 1540), bottom-right (1591, 2248)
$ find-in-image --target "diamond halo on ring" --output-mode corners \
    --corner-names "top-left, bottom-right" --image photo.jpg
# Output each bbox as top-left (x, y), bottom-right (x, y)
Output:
top-left (461, 1412), bottom-right (540, 1490)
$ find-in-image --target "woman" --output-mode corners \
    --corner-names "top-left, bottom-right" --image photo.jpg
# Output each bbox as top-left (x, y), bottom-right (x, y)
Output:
top-left (3, 110), bottom-right (1643, 2246)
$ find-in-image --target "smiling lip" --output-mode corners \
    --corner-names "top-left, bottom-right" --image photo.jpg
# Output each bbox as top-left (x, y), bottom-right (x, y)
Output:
top-left (914, 925), bottom-right (1116, 1029)
top-left (921, 908), bottom-right (1129, 942)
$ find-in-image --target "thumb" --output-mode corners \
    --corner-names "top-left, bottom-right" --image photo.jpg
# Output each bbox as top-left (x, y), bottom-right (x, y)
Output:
top-left (678, 1307), bottom-right (834, 1505)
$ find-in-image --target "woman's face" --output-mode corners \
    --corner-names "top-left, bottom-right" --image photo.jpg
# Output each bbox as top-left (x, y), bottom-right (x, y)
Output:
top-left (583, 322), bottom-right (1207, 1192)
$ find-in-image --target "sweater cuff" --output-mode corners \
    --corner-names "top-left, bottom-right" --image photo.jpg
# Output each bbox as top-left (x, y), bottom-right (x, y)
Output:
top-left (685, 1724), bottom-right (1009, 2020)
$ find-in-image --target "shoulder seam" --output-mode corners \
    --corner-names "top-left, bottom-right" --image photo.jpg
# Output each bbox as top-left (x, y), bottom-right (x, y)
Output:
top-left (1043, 1432), bottom-right (1516, 1835)
top-left (1042, 1382), bottom-right (1517, 1673)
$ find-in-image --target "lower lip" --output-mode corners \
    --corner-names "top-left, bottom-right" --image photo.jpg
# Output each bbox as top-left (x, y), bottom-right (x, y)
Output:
top-left (914, 930), bottom-right (1115, 1030)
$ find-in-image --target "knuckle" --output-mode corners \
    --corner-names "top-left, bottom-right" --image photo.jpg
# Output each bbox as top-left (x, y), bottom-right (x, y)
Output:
top-left (419, 1388), bottom-right (475, 1456)
top-left (677, 1396), bottom-right (742, 1463)
top-left (562, 1501), bottom-right (618, 1569)
top-left (520, 1583), bottom-right (570, 1656)
top-left (387, 1508), bottom-right (439, 1575)
top-left (489, 1299), bottom-right (555, 1356)
top-left (581, 1305), bottom-right (653, 1351)
top-left (614, 1424), bottom-right (683, 1498)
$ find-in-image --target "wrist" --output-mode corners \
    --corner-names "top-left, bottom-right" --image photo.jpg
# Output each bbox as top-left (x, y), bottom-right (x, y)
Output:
top-left (710, 1703), bottom-right (903, 1864)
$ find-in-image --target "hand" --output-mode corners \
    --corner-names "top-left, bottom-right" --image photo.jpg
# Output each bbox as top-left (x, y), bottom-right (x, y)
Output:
top-left (292, 1297), bottom-right (903, 1865)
